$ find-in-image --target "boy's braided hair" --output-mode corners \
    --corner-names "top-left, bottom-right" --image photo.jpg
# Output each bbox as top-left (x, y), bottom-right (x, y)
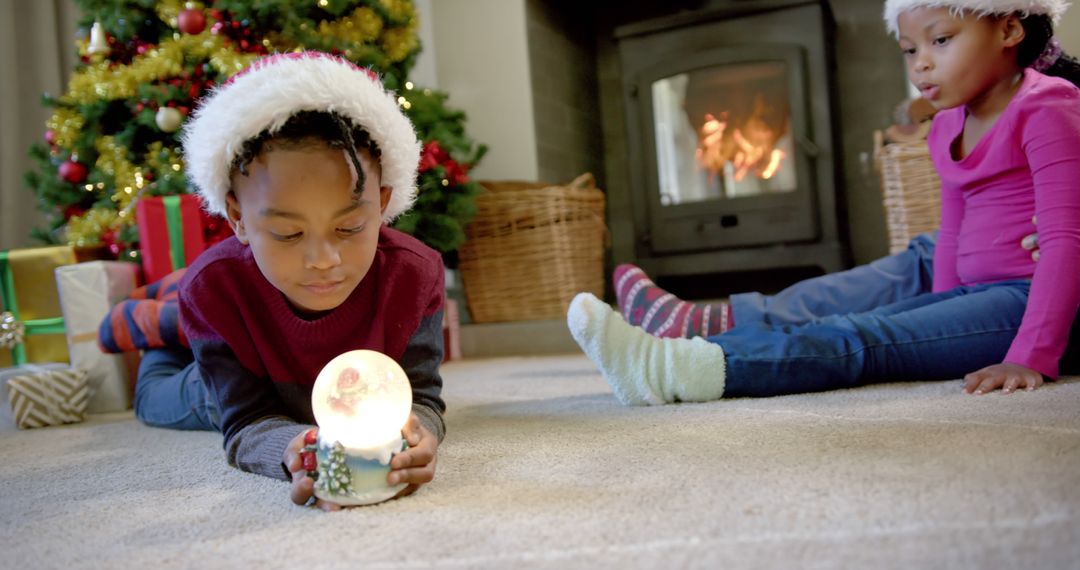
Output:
top-left (231, 111), bottom-right (382, 197)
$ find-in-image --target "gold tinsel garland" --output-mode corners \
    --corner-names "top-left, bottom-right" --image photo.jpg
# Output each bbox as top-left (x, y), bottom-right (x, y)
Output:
top-left (319, 7), bottom-right (383, 44)
top-left (377, 0), bottom-right (418, 63)
top-left (66, 207), bottom-right (122, 247)
top-left (65, 31), bottom-right (256, 105)
top-left (379, 0), bottom-right (415, 22)
top-left (155, 0), bottom-right (186, 29)
top-left (65, 140), bottom-right (187, 246)
top-left (95, 136), bottom-right (140, 212)
top-left (46, 108), bottom-right (85, 152)
top-left (380, 26), bottom-right (417, 63)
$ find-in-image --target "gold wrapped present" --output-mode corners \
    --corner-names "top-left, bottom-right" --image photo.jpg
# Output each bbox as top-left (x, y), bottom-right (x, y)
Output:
top-left (0, 246), bottom-right (77, 367)
top-left (0, 363), bottom-right (89, 429)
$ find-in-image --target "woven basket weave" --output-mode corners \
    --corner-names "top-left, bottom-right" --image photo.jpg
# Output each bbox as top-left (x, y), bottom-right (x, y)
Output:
top-left (875, 134), bottom-right (942, 254)
top-left (459, 173), bottom-right (607, 323)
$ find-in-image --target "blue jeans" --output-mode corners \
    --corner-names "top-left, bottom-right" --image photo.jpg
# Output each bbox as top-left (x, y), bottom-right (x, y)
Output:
top-left (134, 347), bottom-right (219, 431)
top-left (717, 279), bottom-right (1032, 397)
top-left (729, 233), bottom-right (937, 327)
top-left (713, 232), bottom-right (1078, 396)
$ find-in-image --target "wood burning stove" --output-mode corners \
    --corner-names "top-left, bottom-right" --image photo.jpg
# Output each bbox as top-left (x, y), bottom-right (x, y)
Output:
top-left (615, 0), bottom-right (848, 279)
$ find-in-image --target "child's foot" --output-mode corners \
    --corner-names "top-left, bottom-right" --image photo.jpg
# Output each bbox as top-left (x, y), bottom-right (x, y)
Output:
top-left (613, 264), bottom-right (731, 339)
top-left (567, 292), bottom-right (727, 406)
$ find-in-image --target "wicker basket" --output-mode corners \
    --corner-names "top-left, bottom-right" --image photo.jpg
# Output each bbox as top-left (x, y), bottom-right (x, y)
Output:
top-left (459, 173), bottom-right (607, 323)
top-left (875, 133), bottom-right (942, 254)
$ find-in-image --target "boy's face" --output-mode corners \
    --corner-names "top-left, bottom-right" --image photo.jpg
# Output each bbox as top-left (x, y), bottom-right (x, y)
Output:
top-left (226, 143), bottom-right (391, 315)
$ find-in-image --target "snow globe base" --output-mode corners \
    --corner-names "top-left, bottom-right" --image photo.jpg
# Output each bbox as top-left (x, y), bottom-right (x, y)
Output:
top-left (312, 434), bottom-right (407, 506)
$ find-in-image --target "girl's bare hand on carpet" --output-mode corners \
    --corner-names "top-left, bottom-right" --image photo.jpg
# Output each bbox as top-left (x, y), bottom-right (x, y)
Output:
top-left (388, 414), bottom-right (438, 498)
top-left (284, 428), bottom-right (342, 512)
top-left (963, 363), bottom-right (1044, 395)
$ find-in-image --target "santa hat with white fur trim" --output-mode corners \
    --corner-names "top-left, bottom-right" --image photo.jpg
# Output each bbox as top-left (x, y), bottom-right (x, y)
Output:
top-left (182, 51), bottom-right (420, 222)
top-left (884, 0), bottom-right (1070, 36)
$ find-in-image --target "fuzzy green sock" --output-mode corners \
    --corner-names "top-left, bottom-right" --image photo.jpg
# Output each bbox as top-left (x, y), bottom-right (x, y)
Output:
top-left (567, 293), bottom-right (727, 406)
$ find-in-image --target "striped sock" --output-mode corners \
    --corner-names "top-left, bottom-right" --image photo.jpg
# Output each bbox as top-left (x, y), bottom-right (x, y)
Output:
top-left (613, 264), bottom-right (733, 339)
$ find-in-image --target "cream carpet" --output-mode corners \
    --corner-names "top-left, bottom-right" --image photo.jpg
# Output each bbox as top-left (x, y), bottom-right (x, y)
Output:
top-left (2, 354), bottom-right (1079, 569)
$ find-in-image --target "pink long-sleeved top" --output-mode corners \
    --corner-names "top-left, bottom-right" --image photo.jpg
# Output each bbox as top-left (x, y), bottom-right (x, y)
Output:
top-left (928, 69), bottom-right (1080, 378)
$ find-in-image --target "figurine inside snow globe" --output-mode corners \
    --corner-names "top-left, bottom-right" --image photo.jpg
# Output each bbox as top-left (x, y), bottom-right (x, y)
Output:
top-left (303, 350), bottom-right (412, 506)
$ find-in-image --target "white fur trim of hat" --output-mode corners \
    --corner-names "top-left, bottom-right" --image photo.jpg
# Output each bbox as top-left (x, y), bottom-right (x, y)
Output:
top-left (181, 51), bottom-right (420, 222)
top-left (884, 0), bottom-right (1070, 35)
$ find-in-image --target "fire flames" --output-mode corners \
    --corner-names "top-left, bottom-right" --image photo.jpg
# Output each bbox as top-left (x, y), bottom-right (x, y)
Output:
top-left (694, 94), bottom-right (787, 182)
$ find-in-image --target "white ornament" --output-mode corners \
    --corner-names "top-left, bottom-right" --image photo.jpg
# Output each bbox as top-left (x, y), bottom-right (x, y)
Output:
top-left (87, 22), bottom-right (110, 56)
top-left (155, 107), bottom-right (183, 133)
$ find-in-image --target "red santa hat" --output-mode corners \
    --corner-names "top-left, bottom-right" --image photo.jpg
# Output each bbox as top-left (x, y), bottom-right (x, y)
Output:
top-left (182, 51), bottom-right (421, 222)
top-left (884, 0), bottom-right (1070, 36)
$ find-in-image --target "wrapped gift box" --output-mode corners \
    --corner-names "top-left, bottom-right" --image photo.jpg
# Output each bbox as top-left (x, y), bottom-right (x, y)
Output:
top-left (0, 246), bottom-right (77, 368)
top-left (136, 194), bottom-right (232, 285)
top-left (0, 363), bottom-right (89, 429)
top-left (55, 261), bottom-right (141, 413)
top-left (137, 194), bottom-right (205, 285)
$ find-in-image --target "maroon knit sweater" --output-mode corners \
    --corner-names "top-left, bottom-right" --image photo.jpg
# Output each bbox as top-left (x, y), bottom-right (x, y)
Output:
top-left (179, 227), bottom-right (446, 480)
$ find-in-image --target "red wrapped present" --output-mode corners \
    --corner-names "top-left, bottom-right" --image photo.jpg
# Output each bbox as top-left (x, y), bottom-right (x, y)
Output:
top-left (136, 194), bottom-right (232, 284)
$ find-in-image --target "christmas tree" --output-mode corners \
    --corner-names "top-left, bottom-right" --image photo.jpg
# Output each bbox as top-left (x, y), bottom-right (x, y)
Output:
top-left (315, 441), bottom-right (354, 496)
top-left (23, 0), bottom-right (485, 265)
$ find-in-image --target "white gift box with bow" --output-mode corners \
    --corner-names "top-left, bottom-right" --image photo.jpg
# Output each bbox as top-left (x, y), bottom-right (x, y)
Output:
top-left (55, 261), bottom-right (141, 413)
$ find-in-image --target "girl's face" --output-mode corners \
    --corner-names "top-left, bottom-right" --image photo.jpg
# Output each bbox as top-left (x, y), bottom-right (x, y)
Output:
top-left (226, 143), bottom-right (390, 315)
top-left (897, 7), bottom-right (1024, 111)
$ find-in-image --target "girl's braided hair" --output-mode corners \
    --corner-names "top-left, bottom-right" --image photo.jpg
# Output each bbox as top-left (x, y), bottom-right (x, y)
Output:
top-left (231, 110), bottom-right (382, 196)
top-left (1018, 14), bottom-right (1080, 87)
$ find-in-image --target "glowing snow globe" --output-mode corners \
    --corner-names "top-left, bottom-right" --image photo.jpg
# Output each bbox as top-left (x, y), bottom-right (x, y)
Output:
top-left (309, 350), bottom-right (412, 506)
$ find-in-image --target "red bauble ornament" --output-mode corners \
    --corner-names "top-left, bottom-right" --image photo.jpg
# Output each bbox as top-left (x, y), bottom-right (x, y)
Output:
top-left (44, 129), bottom-right (57, 146)
top-left (62, 204), bottom-right (86, 220)
top-left (304, 429), bottom-right (317, 446)
top-left (178, 8), bottom-right (207, 35)
top-left (58, 160), bottom-right (88, 184)
top-left (100, 229), bottom-right (122, 258)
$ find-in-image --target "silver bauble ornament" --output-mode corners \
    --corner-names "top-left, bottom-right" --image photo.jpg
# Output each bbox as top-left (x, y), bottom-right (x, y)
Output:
top-left (0, 312), bottom-right (25, 349)
top-left (156, 107), bottom-right (184, 133)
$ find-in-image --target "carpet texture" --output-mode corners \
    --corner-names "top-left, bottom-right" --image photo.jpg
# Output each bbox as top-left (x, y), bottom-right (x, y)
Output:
top-left (2, 354), bottom-right (1079, 569)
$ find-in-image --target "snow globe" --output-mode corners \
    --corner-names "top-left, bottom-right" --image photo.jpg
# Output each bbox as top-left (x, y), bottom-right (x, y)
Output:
top-left (305, 350), bottom-right (412, 506)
